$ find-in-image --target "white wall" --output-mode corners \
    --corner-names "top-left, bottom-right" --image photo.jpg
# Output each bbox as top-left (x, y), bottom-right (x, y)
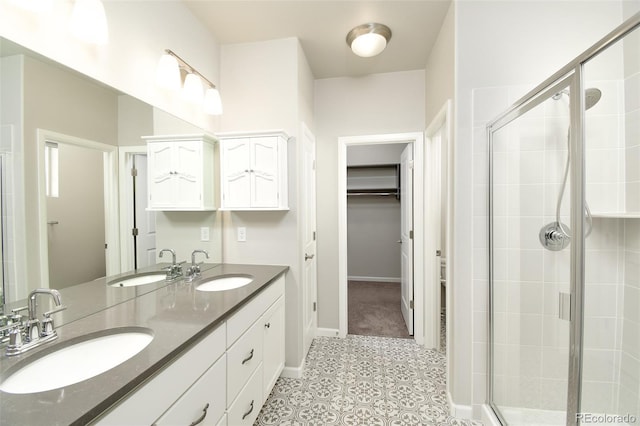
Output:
top-left (454, 0), bottom-right (626, 417)
top-left (219, 37), bottom-right (314, 371)
top-left (314, 70), bottom-right (425, 330)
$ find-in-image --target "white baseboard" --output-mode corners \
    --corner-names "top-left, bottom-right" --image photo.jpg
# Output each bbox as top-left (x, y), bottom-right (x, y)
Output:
top-left (348, 276), bottom-right (401, 283)
top-left (281, 360), bottom-right (305, 379)
top-left (447, 392), bottom-right (473, 419)
top-left (316, 327), bottom-right (341, 338)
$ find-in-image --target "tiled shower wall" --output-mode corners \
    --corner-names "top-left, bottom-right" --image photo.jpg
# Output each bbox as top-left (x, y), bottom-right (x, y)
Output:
top-left (471, 72), bottom-right (636, 416)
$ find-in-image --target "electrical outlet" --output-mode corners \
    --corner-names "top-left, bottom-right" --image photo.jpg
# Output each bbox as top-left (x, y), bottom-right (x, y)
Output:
top-left (200, 227), bottom-right (210, 242)
top-left (237, 227), bottom-right (246, 242)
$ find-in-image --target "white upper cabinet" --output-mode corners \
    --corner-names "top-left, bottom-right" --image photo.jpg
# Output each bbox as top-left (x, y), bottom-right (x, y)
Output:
top-left (144, 134), bottom-right (217, 211)
top-left (219, 131), bottom-right (288, 210)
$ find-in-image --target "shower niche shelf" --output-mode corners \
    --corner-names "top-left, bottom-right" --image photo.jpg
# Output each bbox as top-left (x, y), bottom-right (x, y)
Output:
top-left (591, 212), bottom-right (640, 219)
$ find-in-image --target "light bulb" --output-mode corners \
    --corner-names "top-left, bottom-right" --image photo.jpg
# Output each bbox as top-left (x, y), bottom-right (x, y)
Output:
top-left (204, 88), bottom-right (223, 115)
top-left (351, 33), bottom-right (387, 58)
top-left (156, 54), bottom-right (181, 90)
top-left (183, 73), bottom-right (204, 104)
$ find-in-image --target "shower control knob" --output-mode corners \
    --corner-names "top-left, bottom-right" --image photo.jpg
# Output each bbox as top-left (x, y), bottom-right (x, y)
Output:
top-left (539, 222), bottom-right (571, 251)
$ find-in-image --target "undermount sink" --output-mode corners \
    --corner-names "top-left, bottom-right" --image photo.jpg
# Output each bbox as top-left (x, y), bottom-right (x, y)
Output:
top-left (195, 275), bottom-right (254, 292)
top-left (0, 328), bottom-right (153, 394)
top-left (107, 272), bottom-right (166, 288)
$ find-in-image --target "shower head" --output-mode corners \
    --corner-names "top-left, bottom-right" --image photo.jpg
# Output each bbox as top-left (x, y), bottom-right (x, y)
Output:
top-left (552, 87), bottom-right (602, 110)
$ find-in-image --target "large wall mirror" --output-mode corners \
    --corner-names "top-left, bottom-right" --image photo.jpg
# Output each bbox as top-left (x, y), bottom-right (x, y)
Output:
top-left (0, 37), bottom-right (222, 307)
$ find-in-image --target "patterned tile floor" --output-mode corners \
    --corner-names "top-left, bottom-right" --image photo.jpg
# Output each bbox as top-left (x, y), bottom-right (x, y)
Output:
top-left (255, 330), bottom-right (481, 425)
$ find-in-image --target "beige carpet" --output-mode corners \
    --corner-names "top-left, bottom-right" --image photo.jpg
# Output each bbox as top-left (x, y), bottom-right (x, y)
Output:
top-left (348, 280), bottom-right (412, 338)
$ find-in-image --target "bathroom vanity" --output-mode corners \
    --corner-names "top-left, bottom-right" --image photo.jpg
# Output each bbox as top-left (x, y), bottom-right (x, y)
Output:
top-left (0, 263), bottom-right (287, 426)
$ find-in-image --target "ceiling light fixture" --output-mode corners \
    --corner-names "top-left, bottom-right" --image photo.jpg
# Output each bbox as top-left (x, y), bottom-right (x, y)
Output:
top-left (70, 0), bottom-right (109, 45)
top-left (156, 49), bottom-right (223, 115)
top-left (346, 22), bottom-right (392, 58)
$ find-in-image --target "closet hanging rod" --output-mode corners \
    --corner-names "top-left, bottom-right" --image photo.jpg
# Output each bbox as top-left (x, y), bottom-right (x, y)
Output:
top-left (347, 191), bottom-right (398, 197)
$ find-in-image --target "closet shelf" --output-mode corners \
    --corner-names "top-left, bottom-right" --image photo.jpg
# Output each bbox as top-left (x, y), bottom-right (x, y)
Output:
top-left (347, 163), bottom-right (400, 200)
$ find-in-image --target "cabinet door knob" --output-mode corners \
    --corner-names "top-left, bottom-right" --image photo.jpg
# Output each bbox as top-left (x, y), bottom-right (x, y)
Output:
top-left (189, 403), bottom-right (209, 426)
top-left (242, 348), bottom-right (254, 365)
top-left (242, 400), bottom-right (254, 420)
top-left (265, 322), bottom-right (271, 329)
top-left (305, 253), bottom-right (314, 261)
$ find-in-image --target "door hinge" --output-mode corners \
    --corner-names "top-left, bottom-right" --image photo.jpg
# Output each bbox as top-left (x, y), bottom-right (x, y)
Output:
top-left (131, 168), bottom-right (138, 177)
top-left (410, 300), bottom-right (414, 309)
top-left (313, 302), bottom-right (317, 312)
top-left (409, 230), bottom-right (414, 239)
top-left (313, 231), bottom-right (316, 241)
top-left (105, 243), bottom-right (108, 249)
top-left (132, 228), bottom-right (139, 236)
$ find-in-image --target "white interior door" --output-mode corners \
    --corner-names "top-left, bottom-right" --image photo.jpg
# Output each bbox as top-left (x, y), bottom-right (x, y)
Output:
top-left (302, 123), bottom-right (317, 355)
top-left (400, 145), bottom-right (414, 334)
top-left (133, 154), bottom-right (156, 268)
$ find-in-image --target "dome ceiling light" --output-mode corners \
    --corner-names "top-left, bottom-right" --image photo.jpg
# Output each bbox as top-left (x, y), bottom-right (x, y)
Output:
top-left (346, 22), bottom-right (392, 58)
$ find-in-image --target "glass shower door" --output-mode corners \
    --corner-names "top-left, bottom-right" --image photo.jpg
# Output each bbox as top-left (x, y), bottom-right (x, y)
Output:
top-left (489, 84), bottom-right (573, 425)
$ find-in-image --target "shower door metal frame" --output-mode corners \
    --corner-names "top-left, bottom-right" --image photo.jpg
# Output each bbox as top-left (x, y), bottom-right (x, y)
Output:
top-left (486, 12), bottom-right (640, 426)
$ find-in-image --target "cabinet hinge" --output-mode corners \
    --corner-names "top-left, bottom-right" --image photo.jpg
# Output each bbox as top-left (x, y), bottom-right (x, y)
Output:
top-left (131, 168), bottom-right (138, 177)
top-left (409, 230), bottom-right (414, 239)
top-left (132, 228), bottom-right (139, 236)
top-left (313, 231), bottom-right (316, 241)
top-left (410, 300), bottom-right (414, 309)
top-left (313, 302), bottom-right (317, 312)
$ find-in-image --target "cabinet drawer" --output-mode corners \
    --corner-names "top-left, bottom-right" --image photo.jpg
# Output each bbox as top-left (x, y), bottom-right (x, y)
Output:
top-left (226, 275), bottom-right (284, 346)
top-left (154, 354), bottom-right (226, 426)
top-left (227, 364), bottom-right (263, 426)
top-left (227, 318), bottom-right (263, 403)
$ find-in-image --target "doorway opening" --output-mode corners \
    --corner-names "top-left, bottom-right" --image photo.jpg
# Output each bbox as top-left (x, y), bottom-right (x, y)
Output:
top-left (346, 144), bottom-right (412, 338)
top-left (36, 129), bottom-right (119, 289)
top-left (338, 132), bottom-right (425, 344)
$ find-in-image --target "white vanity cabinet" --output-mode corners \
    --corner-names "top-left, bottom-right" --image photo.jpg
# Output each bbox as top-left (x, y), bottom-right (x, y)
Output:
top-left (145, 134), bottom-right (217, 211)
top-left (94, 274), bottom-right (286, 426)
top-left (219, 131), bottom-right (288, 210)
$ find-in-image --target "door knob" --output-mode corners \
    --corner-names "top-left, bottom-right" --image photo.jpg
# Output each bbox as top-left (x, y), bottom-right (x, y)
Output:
top-left (305, 253), bottom-right (314, 261)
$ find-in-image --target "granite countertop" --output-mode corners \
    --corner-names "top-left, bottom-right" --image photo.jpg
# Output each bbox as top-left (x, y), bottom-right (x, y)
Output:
top-left (0, 263), bottom-right (288, 426)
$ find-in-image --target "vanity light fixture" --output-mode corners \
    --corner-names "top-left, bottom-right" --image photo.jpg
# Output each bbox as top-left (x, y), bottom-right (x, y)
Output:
top-left (346, 22), bottom-right (392, 58)
top-left (156, 49), bottom-right (223, 115)
top-left (69, 0), bottom-right (109, 45)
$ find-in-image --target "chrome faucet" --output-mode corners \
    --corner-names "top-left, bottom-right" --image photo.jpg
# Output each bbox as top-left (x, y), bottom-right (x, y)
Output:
top-left (3, 288), bottom-right (67, 356)
top-left (186, 250), bottom-right (209, 281)
top-left (159, 248), bottom-right (183, 280)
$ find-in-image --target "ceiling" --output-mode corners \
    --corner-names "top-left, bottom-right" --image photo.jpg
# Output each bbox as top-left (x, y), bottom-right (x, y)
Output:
top-left (183, 1), bottom-right (452, 79)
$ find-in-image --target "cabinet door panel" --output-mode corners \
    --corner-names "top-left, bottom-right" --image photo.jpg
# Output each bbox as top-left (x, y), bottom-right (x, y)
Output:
top-left (251, 137), bottom-right (279, 208)
top-left (148, 142), bottom-right (176, 207)
top-left (174, 141), bottom-right (202, 208)
top-left (262, 296), bottom-right (285, 402)
top-left (222, 139), bottom-right (251, 208)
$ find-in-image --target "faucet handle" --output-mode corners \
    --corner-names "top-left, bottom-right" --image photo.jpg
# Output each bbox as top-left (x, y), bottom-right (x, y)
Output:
top-left (41, 305), bottom-right (66, 338)
top-left (43, 305), bottom-right (67, 318)
top-left (9, 306), bottom-right (28, 325)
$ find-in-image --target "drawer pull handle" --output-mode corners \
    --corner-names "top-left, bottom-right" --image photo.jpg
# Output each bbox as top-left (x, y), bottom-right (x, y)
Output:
top-left (242, 349), bottom-right (254, 365)
top-left (189, 403), bottom-right (209, 426)
top-left (265, 322), bottom-right (271, 329)
top-left (242, 400), bottom-right (254, 420)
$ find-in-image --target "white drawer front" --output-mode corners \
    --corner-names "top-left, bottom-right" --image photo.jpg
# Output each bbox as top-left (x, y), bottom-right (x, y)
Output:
top-left (226, 275), bottom-right (284, 346)
top-left (154, 354), bottom-right (226, 426)
top-left (227, 318), bottom-right (263, 404)
top-left (227, 365), bottom-right (263, 426)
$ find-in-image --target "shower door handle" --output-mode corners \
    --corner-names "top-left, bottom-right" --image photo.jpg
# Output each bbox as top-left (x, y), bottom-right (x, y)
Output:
top-left (559, 292), bottom-right (571, 321)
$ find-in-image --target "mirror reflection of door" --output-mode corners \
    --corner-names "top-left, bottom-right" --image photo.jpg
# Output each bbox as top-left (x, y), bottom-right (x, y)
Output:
top-left (132, 154), bottom-right (156, 269)
top-left (46, 141), bottom-right (106, 289)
